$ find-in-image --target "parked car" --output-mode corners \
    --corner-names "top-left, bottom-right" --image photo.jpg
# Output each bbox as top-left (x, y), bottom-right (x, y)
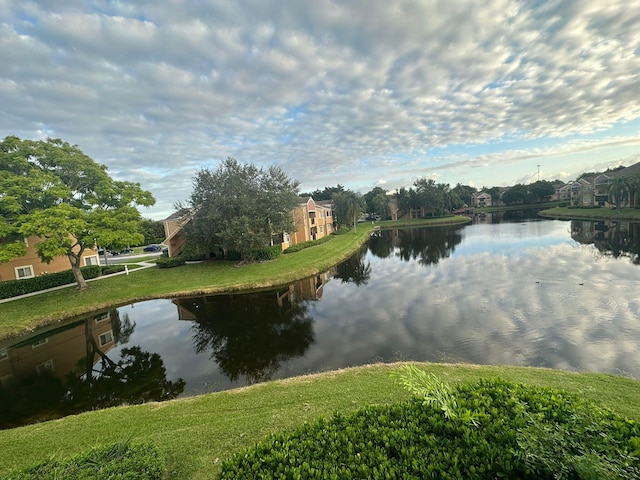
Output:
top-left (143, 244), bottom-right (162, 252)
top-left (120, 247), bottom-right (134, 254)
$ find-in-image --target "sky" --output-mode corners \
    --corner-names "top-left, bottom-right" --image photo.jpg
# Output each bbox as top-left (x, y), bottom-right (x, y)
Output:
top-left (1, 0), bottom-right (639, 220)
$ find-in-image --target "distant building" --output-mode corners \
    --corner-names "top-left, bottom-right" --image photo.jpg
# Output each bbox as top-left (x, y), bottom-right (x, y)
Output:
top-left (471, 192), bottom-right (492, 208)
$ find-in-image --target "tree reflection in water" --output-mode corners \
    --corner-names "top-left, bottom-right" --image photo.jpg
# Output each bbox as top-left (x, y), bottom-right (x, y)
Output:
top-left (0, 309), bottom-right (184, 429)
top-left (182, 289), bottom-right (315, 384)
top-left (369, 227), bottom-right (463, 266)
top-left (333, 246), bottom-right (371, 285)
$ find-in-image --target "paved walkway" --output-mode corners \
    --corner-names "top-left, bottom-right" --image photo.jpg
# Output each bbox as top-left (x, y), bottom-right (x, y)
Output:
top-left (0, 261), bottom-right (156, 304)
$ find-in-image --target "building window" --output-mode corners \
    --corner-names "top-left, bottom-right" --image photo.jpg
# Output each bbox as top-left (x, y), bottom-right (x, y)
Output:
top-left (0, 348), bottom-right (8, 361)
top-left (84, 255), bottom-right (99, 266)
top-left (36, 360), bottom-right (54, 375)
top-left (319, 225), bottom-right (324, 233)
top-left (99, 330), bottom-right (114, 347)
top-left (15, 265), bottom-right (34, 280)
top-left (94, 312), bottom-right (110, 323)
top-left (31, 338), bottom-right (48, 348)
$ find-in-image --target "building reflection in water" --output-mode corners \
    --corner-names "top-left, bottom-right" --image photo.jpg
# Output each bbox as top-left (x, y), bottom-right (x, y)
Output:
top-left (172, 271), bottom-right (334, 385)
top-left (571, 220), bottom-right (640, 264)
top-left (0, 309), bottom-right (184, 429)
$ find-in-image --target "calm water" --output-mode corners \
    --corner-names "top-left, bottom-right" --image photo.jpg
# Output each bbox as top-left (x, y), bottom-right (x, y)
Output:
top-left (2, 216), bottom-right (640, 427)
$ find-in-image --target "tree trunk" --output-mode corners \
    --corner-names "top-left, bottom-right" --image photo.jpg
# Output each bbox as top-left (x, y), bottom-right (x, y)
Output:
top-left (68, 250), bottom-right (88, 290)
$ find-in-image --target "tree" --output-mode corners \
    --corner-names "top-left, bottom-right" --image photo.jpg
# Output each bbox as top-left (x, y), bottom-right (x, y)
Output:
top-left (502, 184), bottom-right (528, 205)
top-left (527, 180), bottom-right (555, 203)
top-left (332, 190), bottom-right (365, 231)
top-left (364, 187), bottom-right (389, 219)
top-left (139, 218), bottom-right (166, 245)
top-left (300, 184), bottom-right (345, 201)
top-left (608, 176), bottom-right (632, 210)
top-left (451, 183), bottom-right (476, 207)
top-left (0, 136), bottom-right (155, 289)
top-left (186, 157), bottom-right (300, 260)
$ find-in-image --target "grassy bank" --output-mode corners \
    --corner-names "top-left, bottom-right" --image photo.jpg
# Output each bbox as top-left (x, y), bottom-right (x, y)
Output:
top-left (375, 215), bottom-right (471, 229)
top-left (0, 217), bottom-right (472, 340)
top-left (539, 206), bottom-right (640, 221)
top-left (0, 362), bottom-right (638, 479)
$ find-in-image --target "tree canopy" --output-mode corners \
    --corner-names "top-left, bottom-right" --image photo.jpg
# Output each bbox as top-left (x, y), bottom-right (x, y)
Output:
top-left (332, 190), bottom-right (365, 230)
top-left (184, 157), bottom-right (300, 260)
top-left (0, 136), bottom-right (155, 289)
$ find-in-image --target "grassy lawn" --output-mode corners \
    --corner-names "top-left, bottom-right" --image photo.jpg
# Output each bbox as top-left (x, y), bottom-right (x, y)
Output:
top-left (539, 206), bottom-right (640, 221)
top-left (375, 215), bottom-right (471, 229)
top-left (0, 362), bottom-right (638, 479)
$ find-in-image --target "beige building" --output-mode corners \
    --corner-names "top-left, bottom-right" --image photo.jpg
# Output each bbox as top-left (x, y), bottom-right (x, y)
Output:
top-left (283, 198), bottom-right (335, 249)
top-left (0, 312), bottom-right (115, 390)
top-left (0, 236), bottom-right (99, 282)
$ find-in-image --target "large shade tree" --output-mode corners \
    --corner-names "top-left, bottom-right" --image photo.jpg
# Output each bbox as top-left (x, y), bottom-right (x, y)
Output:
top-left (185, 157), bottom-right (300, 260)
top-left (0, 136), bottom-right (155, 289)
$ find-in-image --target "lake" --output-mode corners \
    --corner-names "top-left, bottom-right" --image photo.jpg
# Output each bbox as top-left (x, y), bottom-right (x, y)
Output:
top-left (2, 215), bottom-right (639, 428)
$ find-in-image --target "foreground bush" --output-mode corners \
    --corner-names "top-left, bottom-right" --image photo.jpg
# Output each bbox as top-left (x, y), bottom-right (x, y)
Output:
top-left (1, 440), bottom-right (164, 480)
top-left (218, 376), bottom-right (640, 479)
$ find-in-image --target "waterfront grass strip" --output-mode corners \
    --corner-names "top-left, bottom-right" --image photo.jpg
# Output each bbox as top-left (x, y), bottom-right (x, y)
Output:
top-left (0, 363), bottom-right (638, 480)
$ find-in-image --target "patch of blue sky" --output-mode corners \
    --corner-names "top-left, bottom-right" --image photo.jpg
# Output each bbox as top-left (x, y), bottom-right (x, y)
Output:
top-left (13, 11), bottom-right (38, 35)
top-left (285, 103), bottom-right (309, 121)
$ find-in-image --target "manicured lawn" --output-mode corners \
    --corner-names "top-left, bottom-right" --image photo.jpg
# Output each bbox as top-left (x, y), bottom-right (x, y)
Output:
top-left (0, 362), bottom-right (638, 480)
top-left (539, 206), bottom-right (640, 221)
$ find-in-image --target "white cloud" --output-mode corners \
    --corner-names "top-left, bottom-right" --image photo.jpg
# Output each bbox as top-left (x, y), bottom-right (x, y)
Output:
top-left (1, 0), bottom-right (639, 218)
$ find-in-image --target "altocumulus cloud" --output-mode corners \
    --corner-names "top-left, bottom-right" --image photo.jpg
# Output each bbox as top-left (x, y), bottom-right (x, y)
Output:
top-left (1, 0), bottom-right (639, 218)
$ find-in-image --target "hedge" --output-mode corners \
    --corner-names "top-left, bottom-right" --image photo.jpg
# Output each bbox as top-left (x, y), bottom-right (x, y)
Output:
top-left (217, 378), bottom-right (640, 479)
top-left (0, 266), bottom-right (102, 300)
top-left (1, 440), bottom-right (164, 480)
top-left (283, 235), bottom-right (333, 254)
top-left (155, 256), bottom-right (186, 269)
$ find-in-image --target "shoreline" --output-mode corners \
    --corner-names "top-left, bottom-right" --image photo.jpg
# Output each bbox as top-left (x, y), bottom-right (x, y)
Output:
top-left (0, 217), bottom-right (470, 340)
top-left (538, 206), bottom-right (640, 222)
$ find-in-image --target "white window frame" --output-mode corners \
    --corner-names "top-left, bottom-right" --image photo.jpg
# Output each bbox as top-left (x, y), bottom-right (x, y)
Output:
top-left (0, 348), bottom-right (8, 361)
top-left (84, 255), bottom-right (100, 266)
top-left (15, 265), bottom-right (34, 280)
top-left (94, 312), bottom-right (110, 323)
top-left (31, 338), bottom-right (48, 348)
top-left (99, 330), bottom-right (114, 347)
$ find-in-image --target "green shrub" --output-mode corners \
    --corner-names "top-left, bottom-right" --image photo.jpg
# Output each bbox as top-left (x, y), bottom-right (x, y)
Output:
top-left (283, 236), bottom-right (333, 254)
top-left (0, 266), bottom-right (102, 299)
top-left (100, 265), bottom-right (126, 275)
top-left (155, 256), bottom-right (185, 269)
top-left (1, 439), bottom-right (164, 480)
top-left (250, 245), bottom-right (282, 261)
top-left (217, 377), bottom-right (640, 479)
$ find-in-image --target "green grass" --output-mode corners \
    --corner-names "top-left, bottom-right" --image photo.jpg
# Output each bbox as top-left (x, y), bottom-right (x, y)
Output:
top-left (0, 362), bottom-right (638, 480)
top-left (539, 206), bottom-right (640, 221)
top-left (375, 215), bottom-right (471, 229)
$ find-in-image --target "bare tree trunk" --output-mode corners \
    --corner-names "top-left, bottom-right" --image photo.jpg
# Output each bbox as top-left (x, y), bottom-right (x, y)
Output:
top-left (68, 249), bottom-right (88, 290)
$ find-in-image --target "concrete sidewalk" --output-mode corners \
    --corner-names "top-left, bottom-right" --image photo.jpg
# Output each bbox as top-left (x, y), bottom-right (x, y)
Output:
top-left (0, 262), bottom-right (156, 304)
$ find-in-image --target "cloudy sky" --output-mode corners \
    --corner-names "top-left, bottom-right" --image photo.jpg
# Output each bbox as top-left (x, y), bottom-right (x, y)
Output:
top-left (2, 1), bottom-right (640, 219)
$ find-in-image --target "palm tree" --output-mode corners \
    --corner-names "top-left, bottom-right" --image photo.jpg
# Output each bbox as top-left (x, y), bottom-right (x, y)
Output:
top-left (608, 176), bottom-right (631, 210)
